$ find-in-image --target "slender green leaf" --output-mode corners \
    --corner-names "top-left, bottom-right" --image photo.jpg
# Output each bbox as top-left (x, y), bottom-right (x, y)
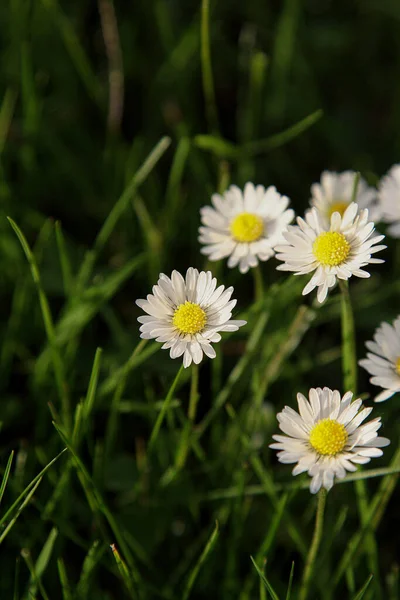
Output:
top-left (0, 451), bottom-right (14, 506)
top-left (182, 522), bottom-right (219, 600)
top-left (250, 557), bottom-right (280, 600)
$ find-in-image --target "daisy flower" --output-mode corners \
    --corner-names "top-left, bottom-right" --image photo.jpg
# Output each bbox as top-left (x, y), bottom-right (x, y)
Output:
top-left (270, 387), bottom-right (390, 494)
top-left (359, 316), bottom-right (400, 402)
top-left (310, 170), bottom-right (380, 228)
top-left (199, 182), bottom-right (294, 274)
top-left (378, 164), bottom-right (400, 238)
top-left (136, 268), bottom-right (246, 368)
top-left (274, 202), bottom-right (386, 303)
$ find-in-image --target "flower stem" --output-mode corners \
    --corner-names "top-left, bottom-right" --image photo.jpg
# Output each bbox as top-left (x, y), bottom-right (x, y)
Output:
top-left (339, 280), bottom-right (357, 393)
top-left (299, 488), bottom-right (327, 600)
top-left (175, 364), bottom-right (200, 469)
top-left (252, 264), bottom-right (264, 302)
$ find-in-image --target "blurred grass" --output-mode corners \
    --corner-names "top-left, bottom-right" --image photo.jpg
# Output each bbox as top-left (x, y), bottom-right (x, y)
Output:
top-left (0, 0), bottom-right (399, 598)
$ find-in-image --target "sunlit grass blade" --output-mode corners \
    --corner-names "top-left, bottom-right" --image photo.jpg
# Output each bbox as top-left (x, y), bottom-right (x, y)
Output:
top-left (250, 557), bottom-right (280, 600)
top-left (111, 543), bottom-right (137, 598)
top-left (7, 217), bottom-right (71, 430)
top-left (352, 574), bottom-right (374, 600)
top-left (0, 451), bottom-right (14, 506)
top-left (25, 527), bottom-right (58, 599)
top-left (182, 522), bottom-right (219, 600)
top-left (99, 341), bottom-right (158, 397)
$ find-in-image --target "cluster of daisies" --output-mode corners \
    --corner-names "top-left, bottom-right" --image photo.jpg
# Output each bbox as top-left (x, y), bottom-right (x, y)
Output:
top-left (136, 165), bottom-right (400, 493)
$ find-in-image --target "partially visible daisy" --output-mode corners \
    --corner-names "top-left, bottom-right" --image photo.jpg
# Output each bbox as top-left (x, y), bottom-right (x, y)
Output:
top-left (199, 182), bottom-right (294, 274)
top-left (310, 170), bottom-right (380, 228)
top-left (270, 387), bottom-right (390, 494)
top-left (359, 316), bottom-right (400, 402)
top-left (378, 164), bottom-right (400, 238)
top-left (274, 203), bottom-right (386, 303)
top-left (136, 268), bottom-right (246, 368)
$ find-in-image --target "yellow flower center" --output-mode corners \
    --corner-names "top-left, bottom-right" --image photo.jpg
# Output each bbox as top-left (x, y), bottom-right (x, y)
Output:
top-left (230, 212), bottom-right (264, 243)
top-left (172, 301), bottom-right (207, 335)
top-left (396, 357), bottom-right (400, 376)
top-left (312, 232), bottom-right (350, 266)
top-left (309, 419), bottom-right (348, 456)
top-left (328, 200), bottom-right (349, 218)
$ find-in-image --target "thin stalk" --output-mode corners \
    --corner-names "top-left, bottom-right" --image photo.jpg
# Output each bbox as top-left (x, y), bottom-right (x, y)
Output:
top-left (201, 0), bottom-right (219, 133)
top-left (175, 364), bottom-right (199, 469)
top-left (252, 265), bottom-right (263, 303)
top-left (339, 280), bottom-right (357, 393)
top-left (339, 279), bottom-right (379, 585)
top-left (188, 364), bottom-right (199, 423)
top-left (299, 488), bottom-right (327, 600)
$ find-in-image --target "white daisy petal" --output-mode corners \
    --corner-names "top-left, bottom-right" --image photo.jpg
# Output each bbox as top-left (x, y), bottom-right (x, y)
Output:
top-left (275, 201), bottom-right (385, 303)
top-left (136, 268), bottom-right (246, 367)
top-left (359, 315), bottom-right (400, 402)
top-left (309, 170), bottom-right (381, 229)
top-left (378, 164), bottom-right (400, 237)
top-left (270, 387), bottom-right (390, 494)
top-left (199, 182), bottom-right (294, 272)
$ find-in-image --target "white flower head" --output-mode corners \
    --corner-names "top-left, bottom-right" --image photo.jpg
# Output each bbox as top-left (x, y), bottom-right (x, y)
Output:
top-left (310, 170), bottom-right (380, 228)
top-left (199, 182), bottom-right (294, 274)
top-left (275, 203), bottom-right (386, 303)
top-left (136, 268), bottom-right (246, 368)
top-left (378, 164), bottom-right (400, 238)
top-left (270, 387), bottom-right (390, 494)
top-left (359, 316), bottom-right (400, 402)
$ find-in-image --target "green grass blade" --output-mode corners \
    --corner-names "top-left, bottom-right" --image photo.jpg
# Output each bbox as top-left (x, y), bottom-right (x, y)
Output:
top-left (25, 527), bottom-right (58, 599)
top-left (39, 0), bottom-right (103, 105)
top-left (243, 108), bottom-right (323, 155)
top-left (194, 109), bottom-right (322, 158)
top-left (0, 448), bottom-right (68, 531)
top-left (111, 543), bottom-right (137, 598)
top-left (55, 221), bottom-right (73, 297)
top-left (57, 558), bottom-right (73, 600)
top-left (182, 522), bottom-right (219, 600)
top-left (52, 423), bottom-right (142, 590)
top-left (352, 575), bottom-right (374, 600)
top-left (7, 217), bottom-right (71, 430)
top-left (76, 540), bottom-right (105, 599)
top-left (83, 347), bottom-right (103, 422)
top-left (76, 136), bottom-right (171, 290)
top-left (0, 451), bottom-right (14, 506)
top-left (99, 340), bottom-right (158, 397)
top-left (250, 557), bottom-right (280, 600)
top-left (285, 563), bottom-right (295, 600)
top-left (0, 478), bottom-right (42, 545)
top-left (148, 364), bottom-right (185, 454)
top-left (201, 0), bottom-right (219, 133)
